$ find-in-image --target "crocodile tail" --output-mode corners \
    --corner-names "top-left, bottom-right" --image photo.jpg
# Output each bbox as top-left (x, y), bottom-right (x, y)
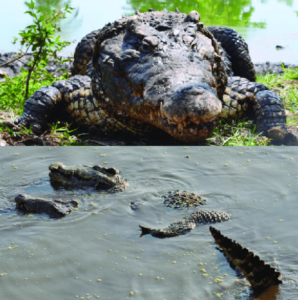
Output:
top-left (139, 225), bottom-right (179, 238)
top-left (139, 225), bottom-right (153, 236)
top-left (209, 226), bottom-right (282, 289)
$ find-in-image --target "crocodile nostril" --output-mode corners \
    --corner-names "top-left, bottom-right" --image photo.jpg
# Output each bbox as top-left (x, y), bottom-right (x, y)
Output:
top-left (181, 87), bottom-right (205, 95)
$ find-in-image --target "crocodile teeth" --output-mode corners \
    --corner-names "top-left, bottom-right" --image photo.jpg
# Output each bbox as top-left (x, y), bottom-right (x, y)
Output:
top-left (103, 55), bottom-right (110, 63)
top-left (160, 101), bottom-right (166, 119)
top-left (177, 123), bottom-right (184, 132)
top-left (149, 110), bottom-right (154, 120)
top-left (210, 226), bottom-right (282, 289)
top-left (167, 119), bottom-right (177, 126)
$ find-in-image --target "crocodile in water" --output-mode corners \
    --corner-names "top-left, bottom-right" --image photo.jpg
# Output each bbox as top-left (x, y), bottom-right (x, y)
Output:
top-left (210, 226), bottom-right (282, 289)
top-left (15, 162), bottom-right (128, 218)
top-left (139, 190), bottom-right (230, 237)
top-left (15, 194), bottom-right (79, 218)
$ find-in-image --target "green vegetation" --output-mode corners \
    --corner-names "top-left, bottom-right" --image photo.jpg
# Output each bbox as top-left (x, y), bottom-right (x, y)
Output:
top-left (33, 0), bottom-right (81, 36)
top-left (0, 71), bottom-right (68, 116)
top-left (207, 119), bottom-right (271, 146)
top-left (0, 0), bottom-right (73, 114)
top-left (0, 0), bottom-right (79, 145)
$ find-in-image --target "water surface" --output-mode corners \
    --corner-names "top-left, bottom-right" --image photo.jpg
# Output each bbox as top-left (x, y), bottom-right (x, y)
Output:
top-left (0, 147), bottom-right (298, 299)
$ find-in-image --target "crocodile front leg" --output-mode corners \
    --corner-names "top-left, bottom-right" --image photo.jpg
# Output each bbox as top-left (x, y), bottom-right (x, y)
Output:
top-left (208, 26), bottom-right (256, 82)
top-left (13, 75), bottom-right (108, 134)
top-left (14, 84), bottom-right (63, 133)
top-left (219, 76), bottom-right (296, 143)
top-left (253, 89), bottom-right (287, 135)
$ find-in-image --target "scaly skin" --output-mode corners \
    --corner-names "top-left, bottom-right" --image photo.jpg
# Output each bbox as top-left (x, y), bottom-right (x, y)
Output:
top-left (210, 226), bottom-right (282, 289)
top-left (208, 26), bottom-right (256, 82)
top-left (140, 210), bottom-right (230, 238)
top-left (14, 163), bottom-right (127, 218)
top-left (13, 163), bottom-right (283, 290)
top-left (221, 76), bottom-right (286, 134)
top-left (49, 162), bottom-right (128, 193)
top-left (10, 9), bottom-right (293, 144)
top-left (139, 190), bottom-right (230, 238)
top-left (163, 190), bottom-right (206, 208)
top-left (15, 194), bottom-right (78, 218)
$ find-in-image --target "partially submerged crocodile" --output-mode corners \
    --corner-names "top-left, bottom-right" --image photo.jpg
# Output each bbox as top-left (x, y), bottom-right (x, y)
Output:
top-left (13, 163), bottom-right (281, 292)
top-left (138, 193), bottom-right (281, 292)
top-left (210, 226), bottom-right (282, 291)
top-left (9, 9), bottom-right (296, 144)
top-left (15, 162), bottom-right (128, 217)
top-left (139, 190), bottom-right (230, 237)
top-left (48, 162), bottom-right (127, 192)
top-left (15, 194), bottom-right (78, 218)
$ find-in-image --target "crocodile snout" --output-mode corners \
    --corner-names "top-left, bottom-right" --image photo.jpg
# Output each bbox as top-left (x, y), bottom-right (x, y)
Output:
top-left (161, 83), bottom-right (222, 129)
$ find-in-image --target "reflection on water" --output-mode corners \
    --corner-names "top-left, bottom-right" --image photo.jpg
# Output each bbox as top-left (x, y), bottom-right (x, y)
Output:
top-left (126, 0), bottom-right (266, 28)
top-left (0, 147), bottom-right (298, 299)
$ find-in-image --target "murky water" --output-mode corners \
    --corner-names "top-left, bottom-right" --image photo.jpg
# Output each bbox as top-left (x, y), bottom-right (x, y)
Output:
top-left (0, 147), bottom-right (298, 299)
top-left (0, 0), bottom-right (297, 63)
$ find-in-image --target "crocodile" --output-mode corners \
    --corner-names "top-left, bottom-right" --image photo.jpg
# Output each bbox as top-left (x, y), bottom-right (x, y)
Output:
top-left (8, 9), bottom-right (295, 144)
top-left (15, 194), bottom-right (79, 218)
top-left (210, 226), bottom-right (282, 290)
top-left (139, 194), bottom-right (281, 292)
top-left (12, 163), bottom-right (280, 292)
top-left (15, 162), bottom-right (128, 217)
top-left (139, 190), bottom-right (230, 237)
top-left (48, 162), bottom-right (127, 193)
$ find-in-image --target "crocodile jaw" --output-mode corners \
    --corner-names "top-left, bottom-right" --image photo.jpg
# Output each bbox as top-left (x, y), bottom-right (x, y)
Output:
top-left (156, 84), bottom-right (222, 141)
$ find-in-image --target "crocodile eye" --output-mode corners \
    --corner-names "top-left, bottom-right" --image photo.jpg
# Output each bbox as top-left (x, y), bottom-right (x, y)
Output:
top-left (141, 43), bottom-right (151, 52)
top-left (141, 36), bottom-right (159, 53)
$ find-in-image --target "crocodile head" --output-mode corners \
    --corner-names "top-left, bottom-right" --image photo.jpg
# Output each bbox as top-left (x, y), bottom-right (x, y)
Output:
top-left (15, 194), bottom-right (33, 208)
top-left (92, 10), bottom-right (227, 142)
top-left (48, 162), bottom-right (127, 191)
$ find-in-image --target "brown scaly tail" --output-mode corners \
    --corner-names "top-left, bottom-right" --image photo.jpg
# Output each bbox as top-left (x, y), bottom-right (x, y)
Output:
top-left (209, 226), bottom-right (282, 289)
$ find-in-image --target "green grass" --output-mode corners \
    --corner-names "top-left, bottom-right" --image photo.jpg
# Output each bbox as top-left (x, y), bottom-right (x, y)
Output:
top-left (0, 69), bottom-right (69, 115)
top-left (207, 119), bottom-right (271, 146)
top-left (256, 65), bottom-right (298, 126)
top-left (0, 68), bottom-right (91, 146)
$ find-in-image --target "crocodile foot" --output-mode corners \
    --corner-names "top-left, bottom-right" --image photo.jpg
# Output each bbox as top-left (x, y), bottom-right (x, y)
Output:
top-left (267, 126), bottom-right (298, 145)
